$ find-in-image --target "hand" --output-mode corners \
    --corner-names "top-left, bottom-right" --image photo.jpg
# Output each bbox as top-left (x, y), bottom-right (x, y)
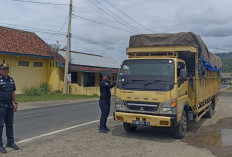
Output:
top-left (14, 103), bottom-right (18, 112)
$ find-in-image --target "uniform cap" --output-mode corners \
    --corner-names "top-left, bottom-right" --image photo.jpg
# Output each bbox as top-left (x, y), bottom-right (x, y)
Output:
top-left (0, 63), bottom-right (9, 69)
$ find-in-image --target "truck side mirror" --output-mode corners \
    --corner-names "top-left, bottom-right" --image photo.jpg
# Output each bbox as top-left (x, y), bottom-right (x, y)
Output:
top-left (180, 69), bottom-right (188, 82)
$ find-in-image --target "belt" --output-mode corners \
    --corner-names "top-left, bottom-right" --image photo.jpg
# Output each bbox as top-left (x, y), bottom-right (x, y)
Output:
top-left (0, 102), bottom-right (13, 105)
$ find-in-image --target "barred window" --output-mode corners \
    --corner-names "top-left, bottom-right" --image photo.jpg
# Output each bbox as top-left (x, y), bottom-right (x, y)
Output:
top-left (18, 61), bottom-right (29, 66)
top-left (71, 72), bottom-right (78, 83)
top-left (33, 62), bottom-right (43, 67)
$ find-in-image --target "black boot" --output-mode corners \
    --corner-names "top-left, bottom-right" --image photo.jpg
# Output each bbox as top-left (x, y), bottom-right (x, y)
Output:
top-left (105, 126), bottom-right (111, 131)
top-left (0, 146), bottom-right (7, 154)
top-left (99, 129), bottom-right (108, 133)
top-left (6, 143), bottom-right (19, 150)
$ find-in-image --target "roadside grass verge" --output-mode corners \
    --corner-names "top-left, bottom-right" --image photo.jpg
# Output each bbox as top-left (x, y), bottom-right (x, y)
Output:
top-left (17, 93), bottom-right (99, 102)
top-left (226, 85), bottom-right (232, 91)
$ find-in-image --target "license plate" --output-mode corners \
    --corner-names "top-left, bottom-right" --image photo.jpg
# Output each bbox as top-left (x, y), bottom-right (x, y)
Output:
top-left (132, 120), bottom-right (150, 127)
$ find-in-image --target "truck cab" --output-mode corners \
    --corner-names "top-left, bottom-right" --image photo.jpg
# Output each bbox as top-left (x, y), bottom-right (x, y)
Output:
top-left (114, 33), bottom-right (221, 139)
top-left (114, 50), bottom-right (189, 138)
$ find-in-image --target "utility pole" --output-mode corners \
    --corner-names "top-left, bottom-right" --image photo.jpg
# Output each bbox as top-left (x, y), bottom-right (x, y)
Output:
top-left (63, 0), bottom-right (72, 94)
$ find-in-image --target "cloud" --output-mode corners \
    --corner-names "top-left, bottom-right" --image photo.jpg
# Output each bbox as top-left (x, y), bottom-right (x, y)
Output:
top-left (1, 0), bottom-right (232, 63)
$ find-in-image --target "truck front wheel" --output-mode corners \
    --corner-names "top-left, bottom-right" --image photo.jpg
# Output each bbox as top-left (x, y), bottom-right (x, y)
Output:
top-left (174, 111), bottom-right (187, 139)
top-left (123, 123), bottom-right (137, 132)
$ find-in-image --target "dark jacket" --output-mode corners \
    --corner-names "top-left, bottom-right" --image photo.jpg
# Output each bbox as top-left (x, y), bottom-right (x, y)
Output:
top-left (100, 80), bottom-right (115, 100)
top-left (0, 74), bottom-right (16, 103)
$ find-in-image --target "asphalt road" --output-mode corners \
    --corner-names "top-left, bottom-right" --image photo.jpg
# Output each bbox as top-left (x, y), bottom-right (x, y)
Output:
top-left (3, 100), bottom-right (114, 143)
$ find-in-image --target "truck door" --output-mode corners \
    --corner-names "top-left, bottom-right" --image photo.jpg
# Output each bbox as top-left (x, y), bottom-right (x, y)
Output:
top-left (176, 62), bottom-right (188, 121)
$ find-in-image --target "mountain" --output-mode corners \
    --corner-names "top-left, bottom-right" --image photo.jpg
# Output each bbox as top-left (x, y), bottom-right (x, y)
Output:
top-left (215, 52), bottom-right (232, 73)
top-left (215, 52), bottom-right (232, 59)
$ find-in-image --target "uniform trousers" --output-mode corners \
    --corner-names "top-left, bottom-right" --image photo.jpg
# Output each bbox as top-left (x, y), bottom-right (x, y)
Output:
top-left (0, 103), bottom-right (14, 146)
top-left (99, 99), bottom-right (111, 130)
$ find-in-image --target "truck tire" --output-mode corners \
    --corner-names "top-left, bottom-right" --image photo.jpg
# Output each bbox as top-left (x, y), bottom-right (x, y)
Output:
top-left (174, 111), bottom-right (187, 139)
top-left (123, 123), bottom-right (137, 132)
top-left (205, 103), bottom-right (213, 118)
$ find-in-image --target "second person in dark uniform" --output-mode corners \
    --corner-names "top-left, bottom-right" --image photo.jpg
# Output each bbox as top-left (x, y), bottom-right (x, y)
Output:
top-left (99, 73), bottom-right (116, 133)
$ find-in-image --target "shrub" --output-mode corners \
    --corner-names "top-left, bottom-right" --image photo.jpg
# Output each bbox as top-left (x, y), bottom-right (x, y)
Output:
top-left (51, 90), bottom-right (61, 94)
top-left (39, 83), bottom-right (50, 94)
top-left (23, 86), bottom-right (40, 96)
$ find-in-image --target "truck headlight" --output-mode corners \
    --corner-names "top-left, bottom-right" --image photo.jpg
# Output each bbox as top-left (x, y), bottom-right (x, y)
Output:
top-left (160, 100), bottom-right (177, 115)
top-left (114, 97), bottom-right (125, 111)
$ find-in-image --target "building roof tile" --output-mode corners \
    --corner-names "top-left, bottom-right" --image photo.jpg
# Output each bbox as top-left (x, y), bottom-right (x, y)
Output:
top-left (0, 26), bottom-right (64, 63)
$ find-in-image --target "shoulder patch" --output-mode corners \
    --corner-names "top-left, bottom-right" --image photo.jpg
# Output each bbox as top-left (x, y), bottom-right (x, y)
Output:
top-left (9, 77), bottom-right (14, 81)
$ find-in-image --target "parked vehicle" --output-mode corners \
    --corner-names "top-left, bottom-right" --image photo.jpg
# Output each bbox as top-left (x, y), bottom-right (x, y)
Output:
top-left (114, 32), bottom-right (222, 138)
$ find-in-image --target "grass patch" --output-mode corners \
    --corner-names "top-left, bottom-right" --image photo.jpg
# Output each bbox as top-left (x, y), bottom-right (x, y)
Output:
top-left (226, 86), bottom-right (232, 91)
top-left (17, 93), bottom-right (99, 102)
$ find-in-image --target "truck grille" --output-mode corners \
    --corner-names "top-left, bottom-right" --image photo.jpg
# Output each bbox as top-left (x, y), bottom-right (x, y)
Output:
top-left (125, 101), bottom-right (159, 112)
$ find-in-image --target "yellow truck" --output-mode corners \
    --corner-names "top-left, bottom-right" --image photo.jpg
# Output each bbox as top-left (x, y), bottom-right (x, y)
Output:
top-left (114, 32), bottom-right (222, 138)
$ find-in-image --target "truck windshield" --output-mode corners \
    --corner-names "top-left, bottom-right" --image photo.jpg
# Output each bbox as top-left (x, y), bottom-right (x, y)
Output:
top-left (117, 59), bottom-right (174, 91)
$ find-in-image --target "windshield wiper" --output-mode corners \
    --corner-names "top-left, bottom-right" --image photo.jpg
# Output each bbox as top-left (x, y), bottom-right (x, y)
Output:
top-left (144, 80), bottom-right (172, 86)
top-left (120, 79), bottom-right (145, 85)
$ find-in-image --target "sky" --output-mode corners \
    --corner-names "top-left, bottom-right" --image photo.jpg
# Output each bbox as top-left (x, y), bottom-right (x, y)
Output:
top-left (1, 0), bottom-right (232, 63)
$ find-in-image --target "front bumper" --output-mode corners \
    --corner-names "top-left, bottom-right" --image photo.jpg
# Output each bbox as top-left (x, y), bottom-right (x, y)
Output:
top-left (114, 112), bottom-right (177, 127)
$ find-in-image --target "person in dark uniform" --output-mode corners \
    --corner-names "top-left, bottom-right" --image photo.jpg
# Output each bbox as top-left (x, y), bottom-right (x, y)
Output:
top-left (0, 63), bottom-right (19, 154)
top-left (99, 72), bottom-right (116, 133)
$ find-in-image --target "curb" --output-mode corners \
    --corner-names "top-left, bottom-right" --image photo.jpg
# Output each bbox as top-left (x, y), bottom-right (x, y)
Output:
top-left (18, 98), bottom-right (99, 111)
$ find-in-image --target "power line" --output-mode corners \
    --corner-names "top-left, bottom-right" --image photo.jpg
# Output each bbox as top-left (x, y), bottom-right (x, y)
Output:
top-left (0, 16), bottom-right (59, 29)
top-left (43, 14), bottom-right (69, 40)
top-left (0, 22), bottom-right (126, 54)
top-left (87, 0), bottom-right (139, 34)
top-left (103, 0), bottom-right (153, 33)
top-left (44, 37), bottom-right (127, 53)
top-left (94, 0), bottom-right (142, 33)
top-left (72, 14), bottom-right (134, 34)
top-left (73, 7), bottom-right (151, 32)
top-left (70, 35), bottom-right (126, 54)
top-left (0, 22), bottom-right (66, 35)
top-left (72, 34), bottom-right (113, 50)
top-left (2, 26), bottom-right (66, 36)
top-left (42, 38), bottom-right (66, 43)
top-left (73, 8), bottom-right (121, 25)
top-left (11, 0), bottom-right (68, 6)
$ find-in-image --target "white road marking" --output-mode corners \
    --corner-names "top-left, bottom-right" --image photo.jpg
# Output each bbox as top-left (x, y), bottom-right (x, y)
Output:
top-left (17, 117), bottom-right (113, 144)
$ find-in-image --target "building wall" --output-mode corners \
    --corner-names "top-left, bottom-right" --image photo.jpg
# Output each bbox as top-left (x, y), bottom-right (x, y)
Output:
top-left (47, 61), bottom-right (62, 92)
top-left (0, 53), bottom-right (118, 96)
top-left (0, 54), bottom-right (60, 94)
top-left (68, 72), bottom-right (117, 96)
top-left (69, 84), bottom-right (116, 96)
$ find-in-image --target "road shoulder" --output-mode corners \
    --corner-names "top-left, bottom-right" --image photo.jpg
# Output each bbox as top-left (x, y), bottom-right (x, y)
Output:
top-left (18, 98), bottom-right (99, 111)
